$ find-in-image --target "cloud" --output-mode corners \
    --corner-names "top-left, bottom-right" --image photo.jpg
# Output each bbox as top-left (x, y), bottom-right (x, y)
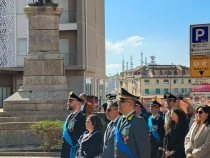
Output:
top-left (106, 64), bottom-right (121, 69)
top-left (106, 36), bottom-right (144, 54)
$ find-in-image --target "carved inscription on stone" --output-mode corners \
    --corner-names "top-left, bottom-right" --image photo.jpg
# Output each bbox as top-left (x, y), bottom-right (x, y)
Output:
top-left (29, 30), bottom-right (59, 52)
top-left (29, 15), bottom-right (59, 30)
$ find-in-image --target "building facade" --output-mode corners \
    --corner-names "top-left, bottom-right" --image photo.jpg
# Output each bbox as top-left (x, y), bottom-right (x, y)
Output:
top-left (105, 73), bottom-right (119, 94)
top-left (0, 0), bottom-right (106, 108)
top-left (119, 64), bottom-right (191, 98)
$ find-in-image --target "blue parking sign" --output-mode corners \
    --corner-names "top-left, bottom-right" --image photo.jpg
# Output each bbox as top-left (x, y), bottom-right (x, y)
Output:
top-left (192, 26), bottom-right (208, 43)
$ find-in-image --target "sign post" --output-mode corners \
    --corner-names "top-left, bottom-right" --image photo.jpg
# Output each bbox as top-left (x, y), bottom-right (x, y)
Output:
top-left (190, 24), bottom-right (210, 106)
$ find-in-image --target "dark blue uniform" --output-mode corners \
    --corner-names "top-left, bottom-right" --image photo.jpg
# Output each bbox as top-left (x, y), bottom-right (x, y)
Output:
top-left (149, 114), bottom-right (165, 158)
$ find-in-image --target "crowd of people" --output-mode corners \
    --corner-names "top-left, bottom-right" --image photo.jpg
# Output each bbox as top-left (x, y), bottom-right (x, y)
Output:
top-left (60, 89), bottom-right (210, 158)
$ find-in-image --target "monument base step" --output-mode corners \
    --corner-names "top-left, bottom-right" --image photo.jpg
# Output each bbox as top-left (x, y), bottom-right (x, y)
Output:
top-left (0, 111), bottom-right (69, 117)
top-left (0, 116), bottom-right (66, 122)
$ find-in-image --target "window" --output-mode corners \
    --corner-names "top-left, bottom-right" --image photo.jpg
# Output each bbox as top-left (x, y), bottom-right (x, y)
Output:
top-left (144, 80), bottom-right (149, 85)
top-left (163, 79), bottom-right (169, 84)
top-left (170, 70), bottom-right (175, 75)
top-left (156, 89), bottom-right (160, 94)
top-left (185, 88), bottom-right (187, 92)
top-left (162, 70), bottom-right (168, 75)
top-left (156, 80), bottom-right (159, 85)
top-left (59, 39), bottom-right (70, 65)
top-left (188, 79), bottom-right (191, 84)
top-left (0, 87), bottom-right (11, 108)
top-left (181, 79), bottom-right (184, 84)
top-left (144, 72), bottom-right (148, 77)
top-left (86, 78), bottom-right (92, 95)
top-left (185, 70), bottom-right (190, 75)
top-left (120, 81), bottom-right (122, 87)
top-left (181, 88), bottom-right (185, 93)
top-left (145, 89), bottom-right (149, 95)
top-left (174, 79), bottom-right (178, 84)
top-left (174, 88), bottom-right (178, 95)
top-left (164, 88), bottom-right (168, 93)
top-left (177, 70), bottom-right (182, 75)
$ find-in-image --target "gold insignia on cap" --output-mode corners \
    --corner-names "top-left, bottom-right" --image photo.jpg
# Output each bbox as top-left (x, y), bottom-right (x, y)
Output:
top-left (69, 91), bottom-right (73, 96)
top-left (151, 99), bottom-right (155, 102)
top-left (166, 93), bottom-right (170, 98)
top-left (107, 95), bottom-right (110, 98)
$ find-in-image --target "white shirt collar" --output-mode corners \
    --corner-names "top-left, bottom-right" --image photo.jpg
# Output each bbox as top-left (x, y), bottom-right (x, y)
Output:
top-left (72, 109), bottom-right (80, 115)
top-left (111, 116), bottom-right (120, 123)
top-left (123, 110), bottom-right (135, 118)
top-left (80, 105), bottom-right (85, 111)
top-left (152, 113), bottom-right (159, 119)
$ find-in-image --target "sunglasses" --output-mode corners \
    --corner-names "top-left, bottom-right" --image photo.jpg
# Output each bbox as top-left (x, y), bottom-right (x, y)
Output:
top-left (106, 108), bottom-right (117, 112)
top-left (196, 111), bottom-right (203, 114)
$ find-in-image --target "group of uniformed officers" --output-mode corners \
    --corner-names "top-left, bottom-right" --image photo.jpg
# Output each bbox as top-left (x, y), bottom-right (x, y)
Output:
top-left (61, 88), bottom-right (191, 158)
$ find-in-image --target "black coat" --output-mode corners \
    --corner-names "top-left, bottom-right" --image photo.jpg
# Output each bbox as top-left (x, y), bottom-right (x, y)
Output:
top-left (149, 114), bottom-right (165, 158)
top-left (163, 123), bottom-right (189, 158)
top-left (77, 130), bottom-right (103, 158)
top-left (61, 111), bottom-right (86, 158)
top-left (140, 112), bottom-right (148, 123)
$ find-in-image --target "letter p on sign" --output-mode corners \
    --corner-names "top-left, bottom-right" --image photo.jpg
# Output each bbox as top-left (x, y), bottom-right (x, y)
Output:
top-left (196, 29), bottom-right (205, 41)
top-left (192, 26), bottom-right (208, 43)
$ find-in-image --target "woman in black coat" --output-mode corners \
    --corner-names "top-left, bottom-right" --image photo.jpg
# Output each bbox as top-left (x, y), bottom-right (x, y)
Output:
top-left (76, 114), bottom-right (103, 158)
top-left (163, 106), bottom-right (189, 158)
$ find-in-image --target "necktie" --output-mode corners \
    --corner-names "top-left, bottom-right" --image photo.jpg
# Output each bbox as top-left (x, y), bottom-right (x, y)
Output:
top-left (120, 117), bottom-right (126, 127)
top-left (122, 117), bottom-right (126, 123)
top-left (106, 122), bottom-right (114, 139)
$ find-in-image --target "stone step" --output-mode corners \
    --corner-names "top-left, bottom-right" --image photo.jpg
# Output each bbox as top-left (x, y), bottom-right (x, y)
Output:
top-left (0, 151), bottom-right (60, 157)
top-left (0, 111), bottom-right (69, 117)
top-left (3, 103), bottom-right (67, 111)
top-left (0, 122), bottom-right (35, 130)
top-left (0, 116), bottom-right (66, 123)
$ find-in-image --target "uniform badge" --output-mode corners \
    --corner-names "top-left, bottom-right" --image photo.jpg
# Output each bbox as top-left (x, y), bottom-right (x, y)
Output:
top-left (152, 125), bottom-right (158, 131)
top-left (67, 118), bottom-right (76, 132)
top-left (121, 126), bottom-right (130, 144)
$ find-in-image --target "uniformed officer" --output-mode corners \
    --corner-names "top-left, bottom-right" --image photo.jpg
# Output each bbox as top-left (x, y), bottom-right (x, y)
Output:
top-left (115, 88), bottom-right (151, 158)
top-left (61, 91), bottom-right (86, 158)
top-left (135, 100), bottom-right (148, 123)
top-left (163, 93), bottom-right (177, 123)
top-left (99, 94), bottom-right (117, 112)
top-left (149, 99), bottom-right (165, 158)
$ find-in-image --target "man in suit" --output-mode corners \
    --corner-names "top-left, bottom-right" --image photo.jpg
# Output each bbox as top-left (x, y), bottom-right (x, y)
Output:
top-left (149, 99), bottom-right (165, 158)
top-left (182, 97), bottom-right (196, 127)
top-left (61, 91), bottom-right (86, 158)
top-left (103, 100), bottom-right (120, 158)
top-left (135, 100), bottom-right (148, 123)
top-left (79, 93), bottom-right (93, 116)
top-left (114, 88), bottom-right (151, 158)
top-left (163, 93), bottom-right (178, 123)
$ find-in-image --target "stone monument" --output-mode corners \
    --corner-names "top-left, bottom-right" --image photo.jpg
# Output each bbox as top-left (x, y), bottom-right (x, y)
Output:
top-left (0, 2), bottom-right (70, 150)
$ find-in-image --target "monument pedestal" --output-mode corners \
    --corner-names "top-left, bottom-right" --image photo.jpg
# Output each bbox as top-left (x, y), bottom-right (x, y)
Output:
top-left (0, 6), bottom-right (70, 150)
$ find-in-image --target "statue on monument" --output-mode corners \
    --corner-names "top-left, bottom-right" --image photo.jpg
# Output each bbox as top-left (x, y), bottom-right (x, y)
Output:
top-left (28, 0), bottom-right (58, 6)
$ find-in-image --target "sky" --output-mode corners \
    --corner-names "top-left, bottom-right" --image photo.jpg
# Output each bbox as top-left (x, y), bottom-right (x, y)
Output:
top-left (105, 0), bottom-right (210, 76)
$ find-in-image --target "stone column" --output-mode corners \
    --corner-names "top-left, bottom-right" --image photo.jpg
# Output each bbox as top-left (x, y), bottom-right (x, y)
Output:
top-left (21, 6), bottom-right (68, 92)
